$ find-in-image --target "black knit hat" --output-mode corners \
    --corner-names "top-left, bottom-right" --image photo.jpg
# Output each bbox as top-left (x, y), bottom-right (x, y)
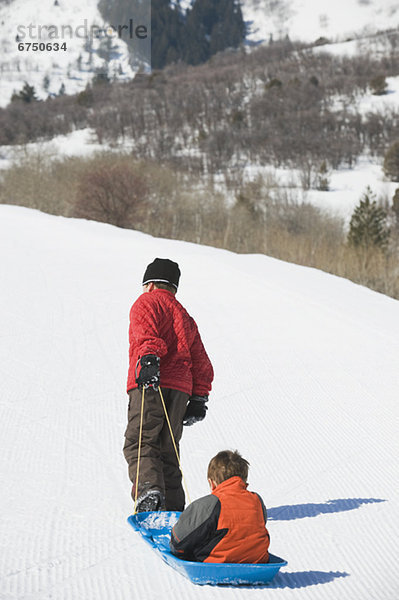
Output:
top-left (142, 258), bottom-right (181, 289)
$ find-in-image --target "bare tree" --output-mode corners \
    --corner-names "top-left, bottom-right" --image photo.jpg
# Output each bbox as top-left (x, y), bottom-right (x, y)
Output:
top-left (73, 159), bottom-right (148, 228)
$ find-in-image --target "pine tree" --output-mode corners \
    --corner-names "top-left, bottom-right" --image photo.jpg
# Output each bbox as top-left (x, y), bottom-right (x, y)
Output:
top-left (217, 0), bottom-right (246, 51)
top-left (99, 0), bottom-right (245, 70)
top-left (182, 16), bottom-right (209, 65)
top-left (84, 37), bottom-right (94, 66)
top-left (392, 188), bottom-right (399, 225)
top-left (348, 187), bottom-right (390, 249)
top-left (184, 0), bottom-right (245, 65)
top-left (151, 0), bottom-right (185, 69)
top-left (11, 81), bottom-right (38, 103)
top-left (98, 36), bottom-right (114, 63)
top-left (383, 141), bottom-right (399, 182)
top-left (43, 74), bottom-right (50, 91)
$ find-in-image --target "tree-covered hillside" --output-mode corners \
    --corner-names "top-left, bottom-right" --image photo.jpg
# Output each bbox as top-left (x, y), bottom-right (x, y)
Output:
top-left (99, 0), bottom-right (246, 69)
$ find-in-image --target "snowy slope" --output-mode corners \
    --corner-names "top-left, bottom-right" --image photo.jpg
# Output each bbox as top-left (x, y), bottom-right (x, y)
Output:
top-left (179, 0), bottom-right (399, 43)
top-left (0, 0), bottom-right (136, 107)
top-left (2, 0), bottom-right (399, 107)
top-left (243, 0), bottom-right (399, 44)
top-left (1, 204), bottom-right (399, 599)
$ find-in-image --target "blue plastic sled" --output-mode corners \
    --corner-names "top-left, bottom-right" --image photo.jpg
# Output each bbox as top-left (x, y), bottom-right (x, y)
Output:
top-left (128, 511), bottom-right (287, 586)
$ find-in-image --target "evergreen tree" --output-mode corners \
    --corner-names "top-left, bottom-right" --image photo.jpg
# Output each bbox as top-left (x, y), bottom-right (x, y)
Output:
top-left (383, 141), bottom-right (399, 182)
top-left (182, 9), bottom-right (209, 65)
top-left (392, 188), bottom-right (399, 225)
top-left (93, 69), bottom-right (110, 85)
top-left (348, 187), bottom-right (390, 249)
top-left (98, 36), bottom-right (114, 63)
top-left (213, 0), bottom-right (246, 53)
top-left (84, 37), bottom-right (94, 66)
top-left (184, 0), bottom-right (245, 65)
top-left (11, 81), bottom-right (38, 103)
top-left (151, 0), bottom-right (185, 69)
top-left (76, 84), bottom-right (94, 107)
top-left (43, 74), bottom-right (50, 91)
top-left (98, 0), bottom-right (246, 70)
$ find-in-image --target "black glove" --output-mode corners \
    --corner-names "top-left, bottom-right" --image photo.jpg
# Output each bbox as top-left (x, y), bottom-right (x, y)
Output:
top-left (183, 395), bottom-right (208, 426)
top-left (136, 354), bottom-right (160, 390)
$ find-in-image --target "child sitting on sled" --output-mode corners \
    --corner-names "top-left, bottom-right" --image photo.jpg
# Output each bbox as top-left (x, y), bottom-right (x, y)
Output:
top-left (170, 450), bottom-right (270, 563)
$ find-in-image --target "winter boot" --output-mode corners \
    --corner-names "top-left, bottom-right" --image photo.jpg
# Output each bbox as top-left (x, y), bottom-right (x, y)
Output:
top-left (136, 489), bottom-right (166, 513)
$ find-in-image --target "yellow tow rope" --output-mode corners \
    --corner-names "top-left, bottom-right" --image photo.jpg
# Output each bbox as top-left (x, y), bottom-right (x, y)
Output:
top-left (158, 386), bottom-right (192, 506)
top-left (133, 386), bottom-right (146, 515)
top-left (133, 386), bottom-right (191, 514)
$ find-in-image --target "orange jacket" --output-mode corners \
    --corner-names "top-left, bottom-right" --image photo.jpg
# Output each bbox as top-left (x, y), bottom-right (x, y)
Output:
top-left (170, 476), bottom-right (270, 563)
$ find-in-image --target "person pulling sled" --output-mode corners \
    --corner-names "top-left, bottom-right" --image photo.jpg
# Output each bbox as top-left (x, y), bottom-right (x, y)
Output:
top-left (123, 258), bottom-right (214, 513)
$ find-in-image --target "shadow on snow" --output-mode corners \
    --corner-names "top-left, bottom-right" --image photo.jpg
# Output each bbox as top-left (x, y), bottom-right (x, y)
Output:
top-left (268, 497), bottom-right (386, 521)
top-left (217, 570), bottom-right (349, 590)
top-left (217, 498), bottom-right (384, 588)
top-left (268, 569), bottom-right (349, 589)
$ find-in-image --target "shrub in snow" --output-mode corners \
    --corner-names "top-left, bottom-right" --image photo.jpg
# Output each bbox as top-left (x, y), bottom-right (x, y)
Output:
top-left (370, 75), bottom-right (388, 96)
top-left (348, 187), bottom-right (390, 250)
top-left (314, 37), bottom-right (330, 46)
top-left (265, 78), bottom-right (282, 90)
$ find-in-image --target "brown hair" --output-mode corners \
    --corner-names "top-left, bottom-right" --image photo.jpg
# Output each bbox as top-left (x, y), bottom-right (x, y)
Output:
top-left (207, 450), bottom-right (249, 486)
top-left (152, 282), bottom-right (177, 294)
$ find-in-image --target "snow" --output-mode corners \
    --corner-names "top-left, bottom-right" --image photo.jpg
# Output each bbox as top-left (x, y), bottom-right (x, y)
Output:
top-left (357, 76), bottom-right (399, 114)
top-left (243, 0), bottom-right (399, 45)
top-left (0, 129), bottom-right (103, 172)
top-left (1, 0), bottom-right (399, 107)
top-left (239, 154), bottom-right (396, 224)
top-left (305, 156), bottom-right (397, 222)
top-left (0, 0), bottom-right (139, 107)
top-left (312, 32), bottom-right (399, 59)
top-left (1, 204), bottom-right (398, 598)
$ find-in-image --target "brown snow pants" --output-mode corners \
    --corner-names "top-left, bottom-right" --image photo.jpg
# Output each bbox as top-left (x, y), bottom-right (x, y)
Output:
top-left (123, 387), bottom-right (189, 511)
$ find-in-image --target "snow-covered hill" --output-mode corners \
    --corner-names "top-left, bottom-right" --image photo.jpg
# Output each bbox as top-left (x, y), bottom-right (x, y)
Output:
top-left (0, 0), bottom-right (137, 107)
top-left (178, 0), bottom-right (399, 44)
top-left (243, 0), bottom-right (399, 44)
top-left (1, 0), bottom-right (399, 107)
top-left (1, 204), bottom-right (398, 599)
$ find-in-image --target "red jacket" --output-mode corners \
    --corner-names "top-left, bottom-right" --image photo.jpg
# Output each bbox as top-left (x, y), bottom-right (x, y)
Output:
top-left (170, 476), bottom-right (270, 563)
top-left (127, 289), bottom-right (213, 396)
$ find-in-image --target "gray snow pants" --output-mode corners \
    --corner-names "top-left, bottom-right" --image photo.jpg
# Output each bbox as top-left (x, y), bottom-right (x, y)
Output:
top-left (123, 387), bottom-right (189, 511)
